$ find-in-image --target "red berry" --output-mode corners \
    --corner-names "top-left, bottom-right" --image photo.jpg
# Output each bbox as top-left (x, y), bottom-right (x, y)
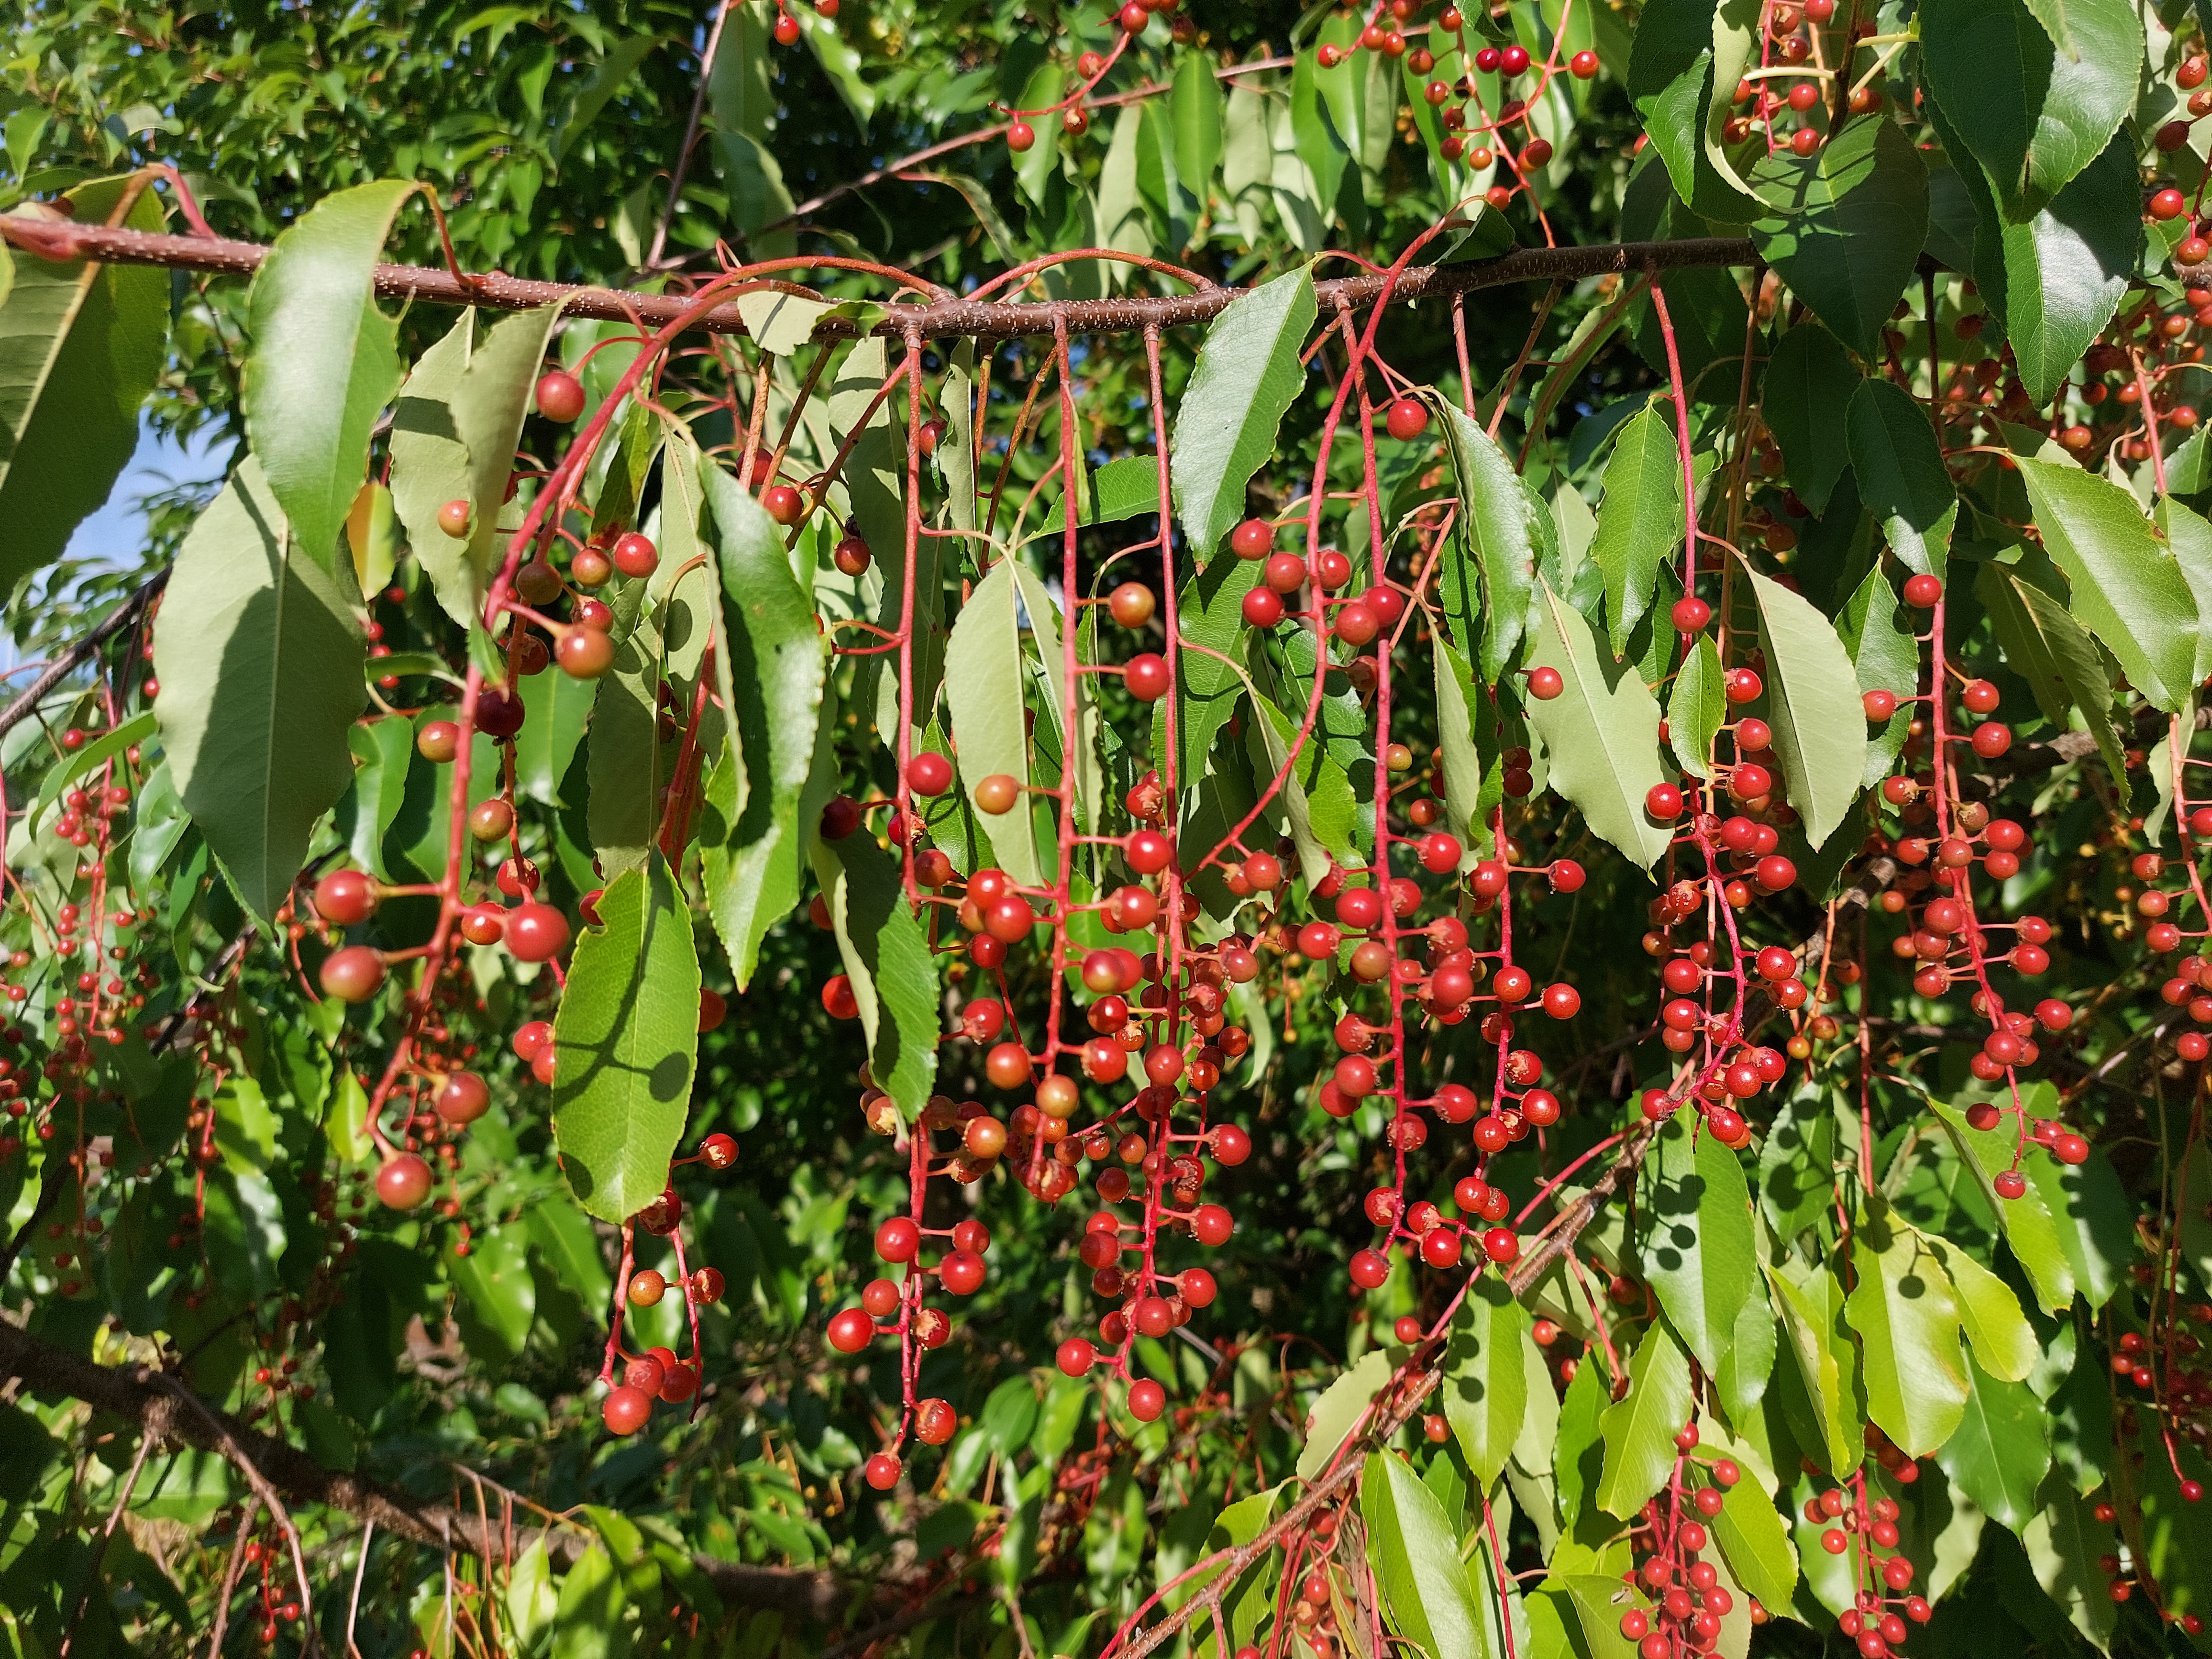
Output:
top-left (535, 371), bottom-right (585, 422)
top-left (763, 485), bottom-right (806, 525)
top-left (314, 870), bottom-right (378, 925)
top-left (1125, 654), bottom-right (1171, 700)
top-left (1230, 519), bottom-right (1275, 559)
top-left (1526, 665), bottom-right (1564, 699)
top-left (1902, 573), bottom-right (1942, 607)
top-left (376, 1153), bottom-right (432, 1209)
top-left (602, 1385), bottom-right (652, 1435)
top-left (1570, 49), bottom-right (1598, 77)
top-left (907, 752), bottom-right (953, 796)
top-left (1385, 397), bottom-right (1429, 442)
top-left (506, 903), bottom-right (570, 963)
top-left (611, 532), bottom-right (658, 578)
top-left (320, 945), bottom-right (387, 1004)
top-left (827, 1307), bottom-right (874, 1353)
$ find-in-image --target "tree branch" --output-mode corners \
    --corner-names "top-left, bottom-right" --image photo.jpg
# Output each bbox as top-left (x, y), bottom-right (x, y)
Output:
top-left (0, 1319), bottom-right (891, 1625)
top-left (0, 570), bottom-right (167, 744)
top-left (0, 215), bottom-right (1755, 343)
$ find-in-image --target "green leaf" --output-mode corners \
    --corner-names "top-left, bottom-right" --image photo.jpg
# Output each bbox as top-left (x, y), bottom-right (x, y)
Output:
top-left (550, 1543), bottom-right (629, 1659)
top-left (1750, 116), bottom-right (1929, 357)
top-left (551, 858), bottom-right (700, 1224)
top-left (1759, 324), bottom-right (1859, 517)
top-left (1846, 379), bottom-right (1956, 582)
top-left (1434, 638), bottom-right (1493, 841)
top-left (1427, 392), bottom-right (1550, 683)
top-left (1926, 1236), bottom-right (2040, 1383)
top-left (1667, 634), bottom-right (1725, 779)
top-left (1170, 51), bottom-right (1224, 203)
top-left (1522, 581), bottom-right (1673, 871)
top-left (1638, 1115), bottom-right (1755, 1376)
top-left (807, 832), bottom-right (938, 1122)
top-left (1836, 564), bottom-right (1916, 787)
top-left (1442, 1274), bottom-right (1528, 1488)
top-left (732, 289), bottom-right (835, 356)
top-left (2158, 496), bottom-right (2212, 684)
top-left (152, 457), bottom-right (365, 925)
top-left (1921, 0), bottom-right (2141, 220)
top-left (943, 557), bottom-right (1043, 886)
top-left (2021, 1473), bottom-right (2118, 1651)
top-left (1591, 404), bottom-right (1682, 657)
top-left (1626, 0), bottom-right (1767, 223)
top-left (552, 35), bottom-right (658, 163)
top-left (2015, 457), bottom-right (2200, 713)
top-left (1362, 1450), bottom-right (1491, 1659)
top-left (1975, 560), bottom-right (2125, 783)
top-left (1934, 1353), bottom-right (2050, 1531)
top-left (2020, 1137), bottom-right (2133, 1313)
top-left (448, 1225), bottom-right (535, 1361)
top-left (1743, 562), bottom-right (1868, 850)
top-left (515, 664), bottom-right (596, 808)
top-left (586, 574), bottom-right (665, 879)
top-left (699, 462), bottom-right (828, 987)
top-left (1700, 1427), bottom-right (1798, 1612)
top-left (1169, 265), bottom-right (1316, 557)
top-left (1846, 1193), bottom-right (1969, 1458)
top-left (0, 178), bottom-right (167, 597)
top-left (450, 306), bottom-right (568, 619)
top-left (1767, 1258), bottom-right (1862, 1474)
top-left (243, 179), bottom-right (421, 570)
top-left (1994, 135), bottom-right (2139, 408)
top-left (1298, 1345), bottom-right (1398, 1482)
top-left (1152, 552), bottom-right (1261, 792)
top-left (388, 310), bottom-right (478, 625)
top-left (1926, 1098), bottom-right (2076, 1314)
top-left (1597, 1316), bottom-right (1694, 1518)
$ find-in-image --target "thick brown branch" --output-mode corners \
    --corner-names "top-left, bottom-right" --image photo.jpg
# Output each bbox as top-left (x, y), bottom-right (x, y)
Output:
top-left (0, 215), bottom-right (1755, 342)
top-left (0, 1320), bottom-right (889, 1625)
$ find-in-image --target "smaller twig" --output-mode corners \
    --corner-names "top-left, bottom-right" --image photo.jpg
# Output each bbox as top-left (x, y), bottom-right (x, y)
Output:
top-left (203, 1497), bottom-right (265, 1659)
top-left (345, 1521), bottom-right (374, 1659)
top-left (60, 1431), bottom-right (157, 1656)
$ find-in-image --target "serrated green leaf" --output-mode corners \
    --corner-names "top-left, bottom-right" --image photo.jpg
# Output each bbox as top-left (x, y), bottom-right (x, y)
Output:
top-left (1592, 404), bottom-right (1682, 657)
top-left (1934, 1354), bottom-right (2050, 1531)
top-left (1597, 1316), bottom-right (1693, 1518)
top-left (0, 178), bottom-right (167, 598)
top-left (1522, 581), bottom-right (1673, 871)
top-left (1750, 116), bottom-right (1928, 357)
top-left (943, 557), bottom-right (1043, 886)
top-left (551, 858), bottom-right (699, 1224)
top-left (243, 178), bottom-right (420, 572)
top-left (1743, 563), bottom-right (1867, 850)
top-left (1847, 1193), bottom-right (1969, 1458)
top-left (2157, 495), bottom-right (2212, 684)
top-left (1298, 1345), bottom-right (1397, 1483)
top-left (1363, 1450), bottom-right (1492, 1659)
top-left (1768, 1258), bottom-right (1861, 1475)
top-left (450, 305), bottom-right (567, 618)
top-left (1759, 323), bottom-right (1859, 518)
top-left (2016, 457), bottom-right (2199, 713)
top-left (1169, 265), bottom-right (1316, 557)
top-left (1427, 392), bottom-right (1551, 683)
top-left (1667, 634), bottom-right (1724, 779)
top-left (1994, 135), bottom-right (2139, 408)
top-left (1926, 1235), bottom-right (2039, 1383)
top-left (1846, 379), bottom-right (1956, 582)
top-left (1443, 1273), bottom-right (1527, 1488)
top-left (1921, 0), bottom-right (2140, 220)
top-left (152, 457), bottom-right (365, 925)
top-left (1975, 560), bottom-right (2125, 783)
top-left (699, 461), bottom-right (827, 986)
top-left (1639, 1116), bottom-right (1756, 1376)
top-left (807, 832), bottom-right (938, 1122)
top-left (1836, 563), bottom-right (1916, 787)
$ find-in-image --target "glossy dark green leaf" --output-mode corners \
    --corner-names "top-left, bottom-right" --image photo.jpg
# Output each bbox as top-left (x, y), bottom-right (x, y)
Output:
top-left (1993, 135), bottom-right (2138, 407)
top-left (699, 461), bottom-right (828, 986)
top-left (1666, 636), bottom-right (1724, 780)
top-left (1750, 116), bottom-right (1928, 358)
top-left (1169, 265), bottom-right (1316, 557)
top-left (152, 458), bottom-right (365, 925)
top-left (1702, 1432), bottom-right (1798, 1612)
top-left (2015, 457), bottom-right (2199, 713)
top-left (2021, 1474), bottom-right (2118, 1650)
top-left (1768, 1258), bottom-right (1861, 1474)
top-left (1523, 583), bottom-right (1674, 871)
top-left (1625, 0), bottom-right (1766, 223)
top-left (1744, 563), bottom-right (1867, 850)
top-left (1760, 323), bottom-right (1859, 517)
top-left (1638, 1115), bottom-right (1756, 1376)
top-left (1591, 404), bottom-right (1682, 657)
top-left (1846, 379), bottom-right (1956, 581)
top-left (1921, 0), bottom-right (2141, 220)
top-left (243, 178), bottom-right (420, 570)
top-left (448, 1224), bottom-right (535, 1361)
top-left (0, 177), bottom-right (167, 598)
top-left (1934, 1353), bottom-right (2049, 1531)
top-left (551, 857), bottom-right (700, 1224)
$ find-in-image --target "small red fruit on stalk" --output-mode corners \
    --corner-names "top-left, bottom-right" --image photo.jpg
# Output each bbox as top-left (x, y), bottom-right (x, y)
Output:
top-left (376, 1154), bottom-right (432, 1209)
top-left (535, 371), bottom-right (585, 422)
top-left (602, 1386), bottom-right (652, 1435)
